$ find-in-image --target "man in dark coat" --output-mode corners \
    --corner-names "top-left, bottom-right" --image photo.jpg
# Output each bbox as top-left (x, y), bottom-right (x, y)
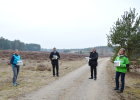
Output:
top-left (88, 48), bottom-right (98, 80)
top-left (49, 47), bottom-right (60, 77)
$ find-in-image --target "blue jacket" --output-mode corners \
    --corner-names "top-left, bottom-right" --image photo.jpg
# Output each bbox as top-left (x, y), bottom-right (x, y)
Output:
top-left (10, 54), bottom-right (21, 67)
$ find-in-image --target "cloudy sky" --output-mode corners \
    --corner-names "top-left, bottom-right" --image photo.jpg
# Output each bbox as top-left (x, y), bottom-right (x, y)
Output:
top-left (0, 0), bottom-right (140, 49)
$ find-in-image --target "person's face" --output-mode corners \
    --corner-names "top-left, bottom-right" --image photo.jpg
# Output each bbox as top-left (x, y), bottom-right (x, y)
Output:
top-left (92, 49), bottom-right (96, 52)
top-left (119, 49), bottom-right (125, 55)
top-left (15, 51), bottom-right (19, 55)
top-left (53, 48), bottom-right (56, 52)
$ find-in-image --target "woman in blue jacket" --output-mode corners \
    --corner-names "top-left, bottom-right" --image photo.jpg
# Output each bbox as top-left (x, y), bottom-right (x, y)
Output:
top-left (10, 50), bottom-right (22, 86)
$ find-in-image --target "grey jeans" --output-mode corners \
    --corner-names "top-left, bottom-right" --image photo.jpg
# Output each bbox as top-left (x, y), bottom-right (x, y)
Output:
top-left (12, 65), bottom-right (20, 84)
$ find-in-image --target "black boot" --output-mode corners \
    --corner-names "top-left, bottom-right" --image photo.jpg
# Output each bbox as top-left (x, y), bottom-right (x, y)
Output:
top-left (89, 77), bottom-right (93, 79)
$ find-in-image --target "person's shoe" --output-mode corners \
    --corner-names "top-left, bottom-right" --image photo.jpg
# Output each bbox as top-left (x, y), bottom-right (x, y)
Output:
top-left (117, 90), bottom-right (123, 93)
top-left (89, 77), bottom-right (93, 79)
top-left (57, 75), bottom-right (59, 77)
top-left (114, 88), bottom-right (119, 90)
top-left (16, 82), bottom-right (20, 85)
top-left (94, 78), bottom-right (97, 80)
top-left (13, 83), bottom-right (17, 87)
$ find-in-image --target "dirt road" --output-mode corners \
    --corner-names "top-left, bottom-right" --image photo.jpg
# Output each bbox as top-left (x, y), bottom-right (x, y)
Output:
top-left (16, 58), bottom-right (116, 100)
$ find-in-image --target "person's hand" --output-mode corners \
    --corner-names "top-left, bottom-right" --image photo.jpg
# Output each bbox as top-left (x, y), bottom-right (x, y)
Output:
top-left (7, 62), bottom-right (11, 65)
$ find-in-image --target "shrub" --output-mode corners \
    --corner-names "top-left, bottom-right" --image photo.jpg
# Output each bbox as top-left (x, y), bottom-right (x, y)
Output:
top-left (47, 67), bottom-right (51, 71)
top-left (36, 64), bottom-right (48, 71)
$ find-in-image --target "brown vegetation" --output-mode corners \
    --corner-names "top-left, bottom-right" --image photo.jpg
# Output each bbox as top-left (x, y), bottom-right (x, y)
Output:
top-left (36, 64), bottom-right (51, 71)
top-left (0, 50), bottom-right (86, 60)
top-left (0, 50), bottom-right (86, 100)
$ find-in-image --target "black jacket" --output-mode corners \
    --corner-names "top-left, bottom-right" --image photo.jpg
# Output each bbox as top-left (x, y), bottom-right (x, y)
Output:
top-left (49, 51), bottom-right (60, 64)
top-left (89, 52), bottom-right (98, 66)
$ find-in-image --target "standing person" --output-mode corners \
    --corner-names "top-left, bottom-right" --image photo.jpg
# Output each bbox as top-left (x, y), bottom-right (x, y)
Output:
top-left (114, 48), bottom-right (129, 93)
top-left (49, 47), bottom-right (60, 77)
top-left (88, 48), bottom-right (98, 80)
top-left (10, 50), bottom-right (22, 86)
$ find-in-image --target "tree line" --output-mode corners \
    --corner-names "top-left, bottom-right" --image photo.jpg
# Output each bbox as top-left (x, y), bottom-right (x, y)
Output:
top-left (0, 37), bottom-right (41, 51)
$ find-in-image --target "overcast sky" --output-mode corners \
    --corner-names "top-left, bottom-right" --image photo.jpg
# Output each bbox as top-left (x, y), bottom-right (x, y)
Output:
top-left (0, 0), bottom-right (140, 49)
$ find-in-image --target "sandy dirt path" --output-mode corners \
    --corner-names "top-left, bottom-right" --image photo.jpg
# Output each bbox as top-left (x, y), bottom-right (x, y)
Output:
top-left (16, 58), bottom-right (115, 100)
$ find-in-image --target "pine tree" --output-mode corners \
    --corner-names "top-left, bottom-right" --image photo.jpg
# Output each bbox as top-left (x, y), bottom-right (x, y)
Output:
top-left (107, 8), bottom-right (140, 60)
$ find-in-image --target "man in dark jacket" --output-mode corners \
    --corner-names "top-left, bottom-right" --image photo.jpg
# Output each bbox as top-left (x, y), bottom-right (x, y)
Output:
top-left (49, 48), bottom-right (60, 77)
top-left (88, 48), bottom-right (98, 80)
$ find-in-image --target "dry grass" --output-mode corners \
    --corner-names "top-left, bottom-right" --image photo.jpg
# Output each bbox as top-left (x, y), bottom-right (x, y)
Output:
top-left (124, 72), bottom-right (140, 100)
top-left (36, 64), bottom-right (49, 71)
top-left (0, 57), bottom-right (86, 100)
top-left (106, 61), bottom-right (140, 100)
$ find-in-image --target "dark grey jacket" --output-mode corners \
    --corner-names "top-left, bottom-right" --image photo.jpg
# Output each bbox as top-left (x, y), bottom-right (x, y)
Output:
top-left (49, 51), bottom-right (60, 64)
top-left (89, 52), bottom-right (98, 66)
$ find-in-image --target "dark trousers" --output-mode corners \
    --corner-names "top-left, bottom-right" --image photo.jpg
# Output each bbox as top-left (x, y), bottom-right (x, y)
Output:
top-left (90, 66), bottom-right (97, 78)
top-left (115, 72), bottom-right (126, 91)
top-left (52, 63), bottom-right (59, 76)
top-left (12, 65), bottom-right (20, 84)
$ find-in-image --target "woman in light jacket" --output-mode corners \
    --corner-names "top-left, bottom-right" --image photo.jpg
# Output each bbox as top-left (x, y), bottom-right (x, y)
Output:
top-left (10, 50), bottom-right (22, 86)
